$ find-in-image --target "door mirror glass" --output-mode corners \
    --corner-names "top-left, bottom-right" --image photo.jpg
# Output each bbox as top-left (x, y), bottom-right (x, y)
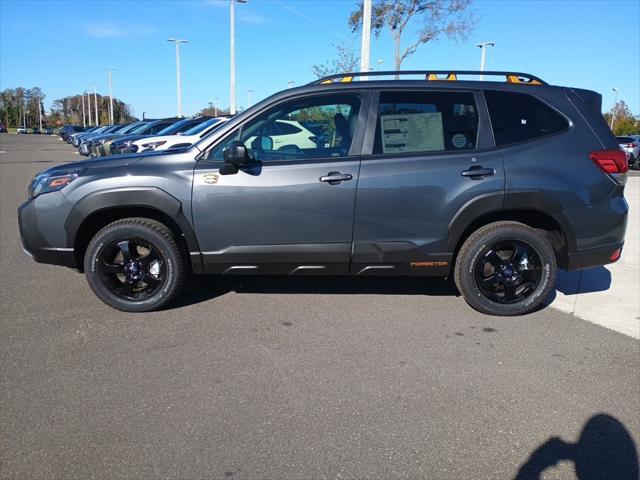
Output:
top-left (261, 135), bottom-right (273, 151)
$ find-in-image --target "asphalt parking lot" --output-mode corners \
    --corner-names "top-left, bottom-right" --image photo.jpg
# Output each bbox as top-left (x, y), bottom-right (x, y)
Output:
top-left (1, 134), bottom-right (638, 479)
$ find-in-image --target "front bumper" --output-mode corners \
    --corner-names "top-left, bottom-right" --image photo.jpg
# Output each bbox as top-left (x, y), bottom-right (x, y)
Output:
top-left (18, 199), bottom-right (77, 268)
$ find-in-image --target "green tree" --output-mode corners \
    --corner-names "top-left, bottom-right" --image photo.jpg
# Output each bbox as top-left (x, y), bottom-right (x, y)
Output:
top-left (349, 0), bottom-right (478, 75)
top-left (604, 100), bottom-right (639, 135)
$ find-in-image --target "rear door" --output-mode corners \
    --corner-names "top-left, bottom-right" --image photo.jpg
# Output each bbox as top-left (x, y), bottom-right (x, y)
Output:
top-left (352, 88), bottom-right (504, 276)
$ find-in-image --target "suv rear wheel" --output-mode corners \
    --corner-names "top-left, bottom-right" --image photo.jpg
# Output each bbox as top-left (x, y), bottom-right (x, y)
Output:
top-left (454, 221), bottom-right (556, 316)
top-left (84, 218), bottom-right (185, 312)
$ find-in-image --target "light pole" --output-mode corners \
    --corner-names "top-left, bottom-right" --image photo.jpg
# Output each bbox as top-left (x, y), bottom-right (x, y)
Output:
top-left (287, 80), bottom-right (295, 89)
top-left (359, 0), bottom-right (372, 78)
top-left (86, 91), bottom-right (92, 126)
top-left (93, 85), bottom-right (99, 125)
top-left (247, 89), bottom-right (253, 107)
top-left (610, 87), bottom-right (619, 131)
top-left (104, 68), bottom-right (117, 124)
top-left (38, 98), bottom-right (43, 131)
top-left (213, 97), bottom-right (219, 116)
top-left (476, 42), bottom-right (495, 80)
top-left (167, 38), bottom-right (188, 118)
top-left (81, 93), bottom-right (86, 127)
top-left (230, 0), bottom-right (247, 115)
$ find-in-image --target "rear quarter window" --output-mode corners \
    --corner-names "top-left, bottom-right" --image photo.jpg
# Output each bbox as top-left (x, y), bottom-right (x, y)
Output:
top-left (484, 90), bottom-right (568, 146)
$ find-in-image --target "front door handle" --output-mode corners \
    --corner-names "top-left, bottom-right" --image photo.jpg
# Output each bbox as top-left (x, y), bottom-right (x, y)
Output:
top-left (461, 165), bottom-right (495, 178)
top-left (319, 171), bottom-right (353, 185)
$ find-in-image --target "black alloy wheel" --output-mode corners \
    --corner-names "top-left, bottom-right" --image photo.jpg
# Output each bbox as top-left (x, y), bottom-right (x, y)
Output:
top-left (474, 240), bottom-right (542, 304)
top-left (97, 238), bottom-right (166, 301)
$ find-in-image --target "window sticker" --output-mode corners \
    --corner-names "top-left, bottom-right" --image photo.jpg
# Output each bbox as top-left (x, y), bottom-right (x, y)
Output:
top-left (451, 133), bottom-right (467, 149)
top-left (381, 112), bottom-right (444, 154)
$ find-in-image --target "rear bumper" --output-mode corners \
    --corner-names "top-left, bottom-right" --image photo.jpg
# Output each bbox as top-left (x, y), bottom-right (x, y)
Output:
top-left (564, 243), bottom-right (624, 271)
top-left (18, 200), bottom-right (77, 268)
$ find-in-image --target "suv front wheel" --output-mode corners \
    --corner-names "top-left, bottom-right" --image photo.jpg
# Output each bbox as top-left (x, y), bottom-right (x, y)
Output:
top-left (454, 221), bottom-right (556, 316)
top-left (84, 218), bottom-right (185, 312)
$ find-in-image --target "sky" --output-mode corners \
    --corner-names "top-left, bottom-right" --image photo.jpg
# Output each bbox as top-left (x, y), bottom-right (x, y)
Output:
top-left (1, 0), bottom-right (638, 119)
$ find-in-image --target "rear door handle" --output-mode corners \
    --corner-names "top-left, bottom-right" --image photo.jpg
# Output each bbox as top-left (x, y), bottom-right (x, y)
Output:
top-left (461, 165), bottom-right (495, 178)
top-left (319, 171), bottom-right (353, 185)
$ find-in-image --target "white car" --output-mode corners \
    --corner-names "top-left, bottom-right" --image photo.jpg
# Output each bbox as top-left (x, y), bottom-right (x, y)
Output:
top-left (246, 119), bottom-right (319, 150)
top-left (16, 126), bottom-right (27, 134)
top-left (132, 117), bottom-right (230, 153)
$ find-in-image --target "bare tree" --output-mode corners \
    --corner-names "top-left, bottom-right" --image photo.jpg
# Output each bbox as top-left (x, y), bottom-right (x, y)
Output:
top-left (349, 0), bottom-right (478, 76)
top-left (311, 43), bottom-right (360, 79)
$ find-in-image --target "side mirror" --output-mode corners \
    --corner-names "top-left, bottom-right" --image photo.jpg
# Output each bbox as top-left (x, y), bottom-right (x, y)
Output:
top-left (223, 140), bottom-right (252, 167)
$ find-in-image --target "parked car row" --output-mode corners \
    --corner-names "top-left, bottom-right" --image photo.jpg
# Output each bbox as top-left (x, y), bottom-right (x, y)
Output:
top-left (59, 116), bottom-right (231, 158)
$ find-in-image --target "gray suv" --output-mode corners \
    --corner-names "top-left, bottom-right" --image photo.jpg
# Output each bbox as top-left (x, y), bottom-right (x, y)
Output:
top-left (18, 70), bottom-right (629, 315)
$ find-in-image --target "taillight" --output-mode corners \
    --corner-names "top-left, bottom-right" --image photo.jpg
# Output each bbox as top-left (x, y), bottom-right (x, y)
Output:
top-left (589, 149), bottom-right (628, 174)
top-left (626, 143), bottom-right (635, 148)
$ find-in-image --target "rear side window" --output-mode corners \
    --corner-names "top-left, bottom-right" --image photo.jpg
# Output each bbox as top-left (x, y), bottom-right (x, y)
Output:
top-left (485, 91), bottom-right (568, 146)
top-left (373, 91), bottom-right (478, 155)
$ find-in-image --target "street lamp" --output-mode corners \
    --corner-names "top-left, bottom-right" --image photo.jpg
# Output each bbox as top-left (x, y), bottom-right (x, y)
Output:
top-left (167, 38), bottom-right (188, 117)
top-left (230, 0), bottom-right (247, 115)
top-left (610, 87), bottom-right (619, 131)
top-left (93, 85), bottom-right (99, 125)
top-left (287, 80), bottom-right (295, 89)
top-left (81, 93), bottom-right (86, 127)
top-left (213, 97), bottom-right (219, 116)
top-left (476, 42), bottom-right (495, 80)
top-left (86, 91), bottom-right (92, 126)
top-left (104, 68), bottom-right (117, 124)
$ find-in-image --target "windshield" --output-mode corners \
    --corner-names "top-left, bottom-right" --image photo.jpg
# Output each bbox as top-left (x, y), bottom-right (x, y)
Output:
top-left (130, 122), bottom-right (152, 134)
top-left (116, 122), bottom-right (143, 134)
top-left (156, 118), bottom-right (199, 135)
top-left (182, 118), bottom-right (221, 136)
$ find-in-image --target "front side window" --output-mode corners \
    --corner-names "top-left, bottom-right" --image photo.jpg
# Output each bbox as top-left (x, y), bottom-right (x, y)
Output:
top-left (373, 91), bottom-right (479, 155)
top-left (207, 93), bottom-right (361, 162)
top-left (485, 90), bottom-right (568, 146)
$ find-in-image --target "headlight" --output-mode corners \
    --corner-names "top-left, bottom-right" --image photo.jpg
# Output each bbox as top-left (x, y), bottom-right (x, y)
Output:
top-left (29, 168), bottom-right (83, 199)
top-left (140, 140), bottom-right (167, 151)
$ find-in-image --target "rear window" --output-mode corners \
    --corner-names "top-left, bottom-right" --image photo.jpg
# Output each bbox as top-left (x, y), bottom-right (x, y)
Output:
top-left (373, 91), bottom-right (479, 155)
top-left (616, 137), bottom-right (634, 143)
top-left (485, 91), bottom-right (568, 146)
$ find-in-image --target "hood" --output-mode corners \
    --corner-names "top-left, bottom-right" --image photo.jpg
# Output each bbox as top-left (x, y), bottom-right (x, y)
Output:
top-left (87, 133), bottom-right (124, 143)
top-left (111, 134), bottom-right (150, 145)
top-left (42, 153), bottom-right (143, 175)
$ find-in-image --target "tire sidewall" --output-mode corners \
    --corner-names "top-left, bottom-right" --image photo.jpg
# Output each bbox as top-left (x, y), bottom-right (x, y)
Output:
top-left (458, 227), bottom-right (555, 315)
top-left (84, 223), bottom-right (179, 312)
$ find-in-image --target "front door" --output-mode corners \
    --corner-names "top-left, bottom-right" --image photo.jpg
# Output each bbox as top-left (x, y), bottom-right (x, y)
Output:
top-left (192, 92), bottom-right (367, 275)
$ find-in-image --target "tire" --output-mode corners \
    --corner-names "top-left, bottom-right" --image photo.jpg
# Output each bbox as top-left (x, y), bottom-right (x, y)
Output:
top-left (454, 221), bottom-right (556, 316)
top-left (84, 218), bottom-right (185, 312)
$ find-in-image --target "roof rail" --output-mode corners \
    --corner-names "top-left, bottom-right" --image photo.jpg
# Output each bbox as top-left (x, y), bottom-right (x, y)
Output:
top-left (312, 70), bottom-right (547, 86)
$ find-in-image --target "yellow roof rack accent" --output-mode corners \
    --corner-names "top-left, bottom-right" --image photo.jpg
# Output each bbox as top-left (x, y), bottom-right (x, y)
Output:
top-left (426, 72), bottom-right (458, 81)
top-left (341, 76), bottom-right (353, 83)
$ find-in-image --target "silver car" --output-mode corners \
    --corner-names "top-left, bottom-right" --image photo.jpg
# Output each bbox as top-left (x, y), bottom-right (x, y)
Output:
top-left (617, 136), bottom-right (640, 169)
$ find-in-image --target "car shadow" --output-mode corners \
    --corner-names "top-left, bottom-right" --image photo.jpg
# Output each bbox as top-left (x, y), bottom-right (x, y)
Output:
top-left (169, 275), bottom-right (460, 309)
top-left (555, 266), bottom-right (612, 295)
top-left (514, 413), bottom-right (638, 480)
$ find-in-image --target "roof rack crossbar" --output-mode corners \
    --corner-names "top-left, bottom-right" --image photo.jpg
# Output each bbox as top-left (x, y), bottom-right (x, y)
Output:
top-left (311, 70), bottom-right (547, 86)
